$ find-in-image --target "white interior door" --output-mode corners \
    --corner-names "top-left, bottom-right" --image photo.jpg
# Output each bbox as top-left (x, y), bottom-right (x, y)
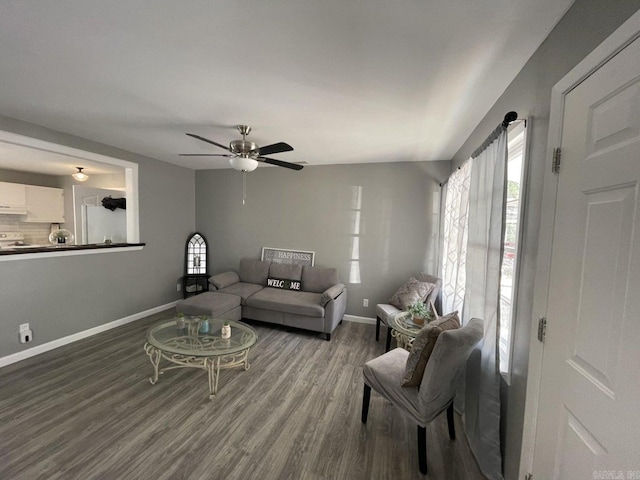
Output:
top-left (532, 36), bottom-right (640, 477)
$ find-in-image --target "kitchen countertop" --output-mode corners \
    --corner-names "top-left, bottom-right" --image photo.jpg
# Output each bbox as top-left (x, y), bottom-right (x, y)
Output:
top-left (0, 243), bottom-right (146, 255)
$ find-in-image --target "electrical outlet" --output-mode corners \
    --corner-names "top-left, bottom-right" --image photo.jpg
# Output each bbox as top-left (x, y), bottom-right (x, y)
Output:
top-left (19, 329), bottom-right (33, 343)
top-left (177, 283), bottom-right (181, 292)
top-left (19, 323), bottom-right (33, 343)
top-left (363, 298), bottom-right (369, 307)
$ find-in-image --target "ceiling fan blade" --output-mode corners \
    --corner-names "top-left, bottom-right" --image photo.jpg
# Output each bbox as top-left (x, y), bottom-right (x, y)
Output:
top-left (257, 142), bottom-right (293, 156)
top-left (185, 133), bottom-right (231, 151)
top-left (179, 153), bottom-right (233, 157)
top-left (258, 156), bottom-right (304, 170)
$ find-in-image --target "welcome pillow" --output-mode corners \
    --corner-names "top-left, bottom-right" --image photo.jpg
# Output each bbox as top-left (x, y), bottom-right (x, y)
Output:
top-left (267, 277), bottom-right (302, 291)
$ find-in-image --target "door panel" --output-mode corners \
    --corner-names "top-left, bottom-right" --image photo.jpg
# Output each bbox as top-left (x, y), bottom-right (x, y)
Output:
top-left (533, 36), bottom-right (640, 477)
top-left (555, 407), bottom-right (608, 479)
top-left (571, 184), bottom-right (635, 395)
top-left (588, 80), bottom-right (640, 154)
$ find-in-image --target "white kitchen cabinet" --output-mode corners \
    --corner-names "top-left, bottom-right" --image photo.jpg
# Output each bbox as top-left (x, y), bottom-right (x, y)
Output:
top-left (24, 185), bottom-right (65, 223)
top-left (0, 181), bottom-right (27, 214)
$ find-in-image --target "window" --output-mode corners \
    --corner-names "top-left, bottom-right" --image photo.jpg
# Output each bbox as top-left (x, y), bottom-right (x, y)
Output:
top-left (348, 185), bottom-right (363, 284)
top-left (499, 121), bottom-right (527, 377)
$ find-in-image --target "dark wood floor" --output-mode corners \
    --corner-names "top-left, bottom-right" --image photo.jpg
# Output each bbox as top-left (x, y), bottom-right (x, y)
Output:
top-left (0, 310), bottom-right (485, 480)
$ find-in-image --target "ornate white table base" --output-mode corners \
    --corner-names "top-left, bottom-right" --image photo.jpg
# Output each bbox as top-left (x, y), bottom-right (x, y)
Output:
top-left (390, 330), bottom-right (415, 351)
top-left (389, 311), bottom-right (429, 351)
top-left (144, 342), bottom-right (251, 400)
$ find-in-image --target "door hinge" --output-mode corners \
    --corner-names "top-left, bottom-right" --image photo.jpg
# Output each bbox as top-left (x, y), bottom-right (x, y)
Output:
top-left (537, 317), bottom-right (547, 343)
top-left (552, 147), bottom-right (561, 174)
top-left (525, 474), bottom-right (533, 480)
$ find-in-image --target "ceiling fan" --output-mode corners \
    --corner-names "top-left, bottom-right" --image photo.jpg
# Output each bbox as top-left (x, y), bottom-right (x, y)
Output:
top-left (181, 125), bottom-right (303, 172)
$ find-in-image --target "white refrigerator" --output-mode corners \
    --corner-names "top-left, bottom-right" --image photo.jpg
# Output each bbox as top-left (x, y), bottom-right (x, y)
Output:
top-left (82, 205), bottom-right (127, 244)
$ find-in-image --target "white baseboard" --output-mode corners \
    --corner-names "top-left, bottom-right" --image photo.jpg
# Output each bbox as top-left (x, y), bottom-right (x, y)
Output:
top-left (0, 301), bottom-right (178, 369)
top-left (1, 306), bottom-right (372, 368)
top-left (343, 314), bottom-right (376, 325)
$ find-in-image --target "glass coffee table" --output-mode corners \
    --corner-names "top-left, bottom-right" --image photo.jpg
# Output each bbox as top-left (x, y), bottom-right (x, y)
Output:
top-left (387, 302), bottom-right (439, 351)
top-left (388, 311), bottom-right (424, 350)
top-left (144, 316), bottom-right (257, 400)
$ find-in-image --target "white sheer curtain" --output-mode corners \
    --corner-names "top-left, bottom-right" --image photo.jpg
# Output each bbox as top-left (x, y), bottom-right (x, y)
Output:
top-left (441, 160), bottom-right (471, 315)
top-left (462, 129), bottom-right (507, 480)
top-left (440, 129), bottom-right (506, 480)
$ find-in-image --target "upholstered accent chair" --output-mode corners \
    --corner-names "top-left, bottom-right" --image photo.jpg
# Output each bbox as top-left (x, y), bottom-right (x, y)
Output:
top-left (376, 273), bottom-right (442, 351)
top-left (361, 318), bottom-right (484, 475)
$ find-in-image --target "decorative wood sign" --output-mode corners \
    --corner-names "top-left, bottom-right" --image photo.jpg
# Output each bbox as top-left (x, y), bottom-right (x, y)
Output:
top-left (261, 247), bottom-right (315, 266)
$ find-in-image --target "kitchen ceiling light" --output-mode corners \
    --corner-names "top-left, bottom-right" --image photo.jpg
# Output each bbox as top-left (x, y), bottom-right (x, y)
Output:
top-left (72, 167), bottom-right (89, 182)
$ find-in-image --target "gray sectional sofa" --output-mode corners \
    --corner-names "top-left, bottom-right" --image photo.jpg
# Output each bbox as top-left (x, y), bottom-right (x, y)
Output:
top-left (176, 258), bottom-right (347, 340)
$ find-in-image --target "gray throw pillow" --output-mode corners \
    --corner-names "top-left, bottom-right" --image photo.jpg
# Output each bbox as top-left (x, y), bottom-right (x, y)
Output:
top-left (302, 266), bottom-right (340, 293)
top-left (402, 311), bottom-right (461, 387)
top-left (389, 277), bottom-right (434, 310)
top-left (269, 262), bottom-right (303, 281)
top-left (239, 258), bottom-right (271, 285)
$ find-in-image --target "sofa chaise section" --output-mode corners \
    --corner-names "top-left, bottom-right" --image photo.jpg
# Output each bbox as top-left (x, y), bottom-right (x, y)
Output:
top-left (175, 291), bottom-right (242, 320)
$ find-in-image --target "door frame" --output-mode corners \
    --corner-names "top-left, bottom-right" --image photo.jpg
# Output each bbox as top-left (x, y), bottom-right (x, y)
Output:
top-left (519, 9), bottom-right (640, 479)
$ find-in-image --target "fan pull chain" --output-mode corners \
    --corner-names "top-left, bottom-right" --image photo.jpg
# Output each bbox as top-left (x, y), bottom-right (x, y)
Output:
top-left (242, 171), bottom-right (246, 205)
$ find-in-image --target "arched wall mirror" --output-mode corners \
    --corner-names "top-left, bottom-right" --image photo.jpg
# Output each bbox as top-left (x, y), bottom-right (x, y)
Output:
top-left (185, 232), bottom-right (208, 275)
top-left (183, 232), bottom-right (210, 297)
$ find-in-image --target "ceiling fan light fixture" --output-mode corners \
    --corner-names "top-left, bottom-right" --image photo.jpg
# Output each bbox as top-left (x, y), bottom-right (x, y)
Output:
top-left (72, 166), bottom-right (89, 182)
top-left (230, 156), bottom-right (258, 172)
top-left (183, 125), bottom-right (302, 172)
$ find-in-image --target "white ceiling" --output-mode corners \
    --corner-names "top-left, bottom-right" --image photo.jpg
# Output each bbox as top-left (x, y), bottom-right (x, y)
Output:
top-left (0, 0), bottom-right (574, 171)
top-left (0, 142), bottom-right (123, 176)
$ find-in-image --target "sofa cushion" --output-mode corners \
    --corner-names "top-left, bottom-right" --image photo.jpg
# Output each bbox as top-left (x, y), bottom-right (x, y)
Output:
top-left (176, 292), bottom-right (241, 317)
top-left (302, 266), bottom-right (340, 294)
top-left (363, 348), bottom-right (423, 425)
top-left (389, 277), bottom-right (434, 310)
top-left (239, 258), bottom-right (271, 285)
top-left (246, 288), bottom-right (325, 317)
top-left (269, 262), bottom-right (302, 281)
top-left (217, 282), bottom-right (264, 305)
top-left (402, 311), bottom-right (460, 387)
top-left (376, 303), bottom-right (401, 323)
top-left (211, 271), bottom-right (239, 289)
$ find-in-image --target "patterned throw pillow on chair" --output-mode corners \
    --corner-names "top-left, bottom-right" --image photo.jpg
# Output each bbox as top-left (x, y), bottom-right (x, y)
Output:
top-left (402, 311), bottom-right (461, 387)
top-left (388, 277), bottom-right (435, 310)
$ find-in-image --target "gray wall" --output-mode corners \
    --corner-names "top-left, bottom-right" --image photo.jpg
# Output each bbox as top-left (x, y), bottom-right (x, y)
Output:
top-left (0, 169), bottom-right (62, 188)
top-left (450, 1), bottom-right (640, 478)
top-left (0, 115), bottom-right (196, 358)
top-left (196, 161), bottom-right (449, 317)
